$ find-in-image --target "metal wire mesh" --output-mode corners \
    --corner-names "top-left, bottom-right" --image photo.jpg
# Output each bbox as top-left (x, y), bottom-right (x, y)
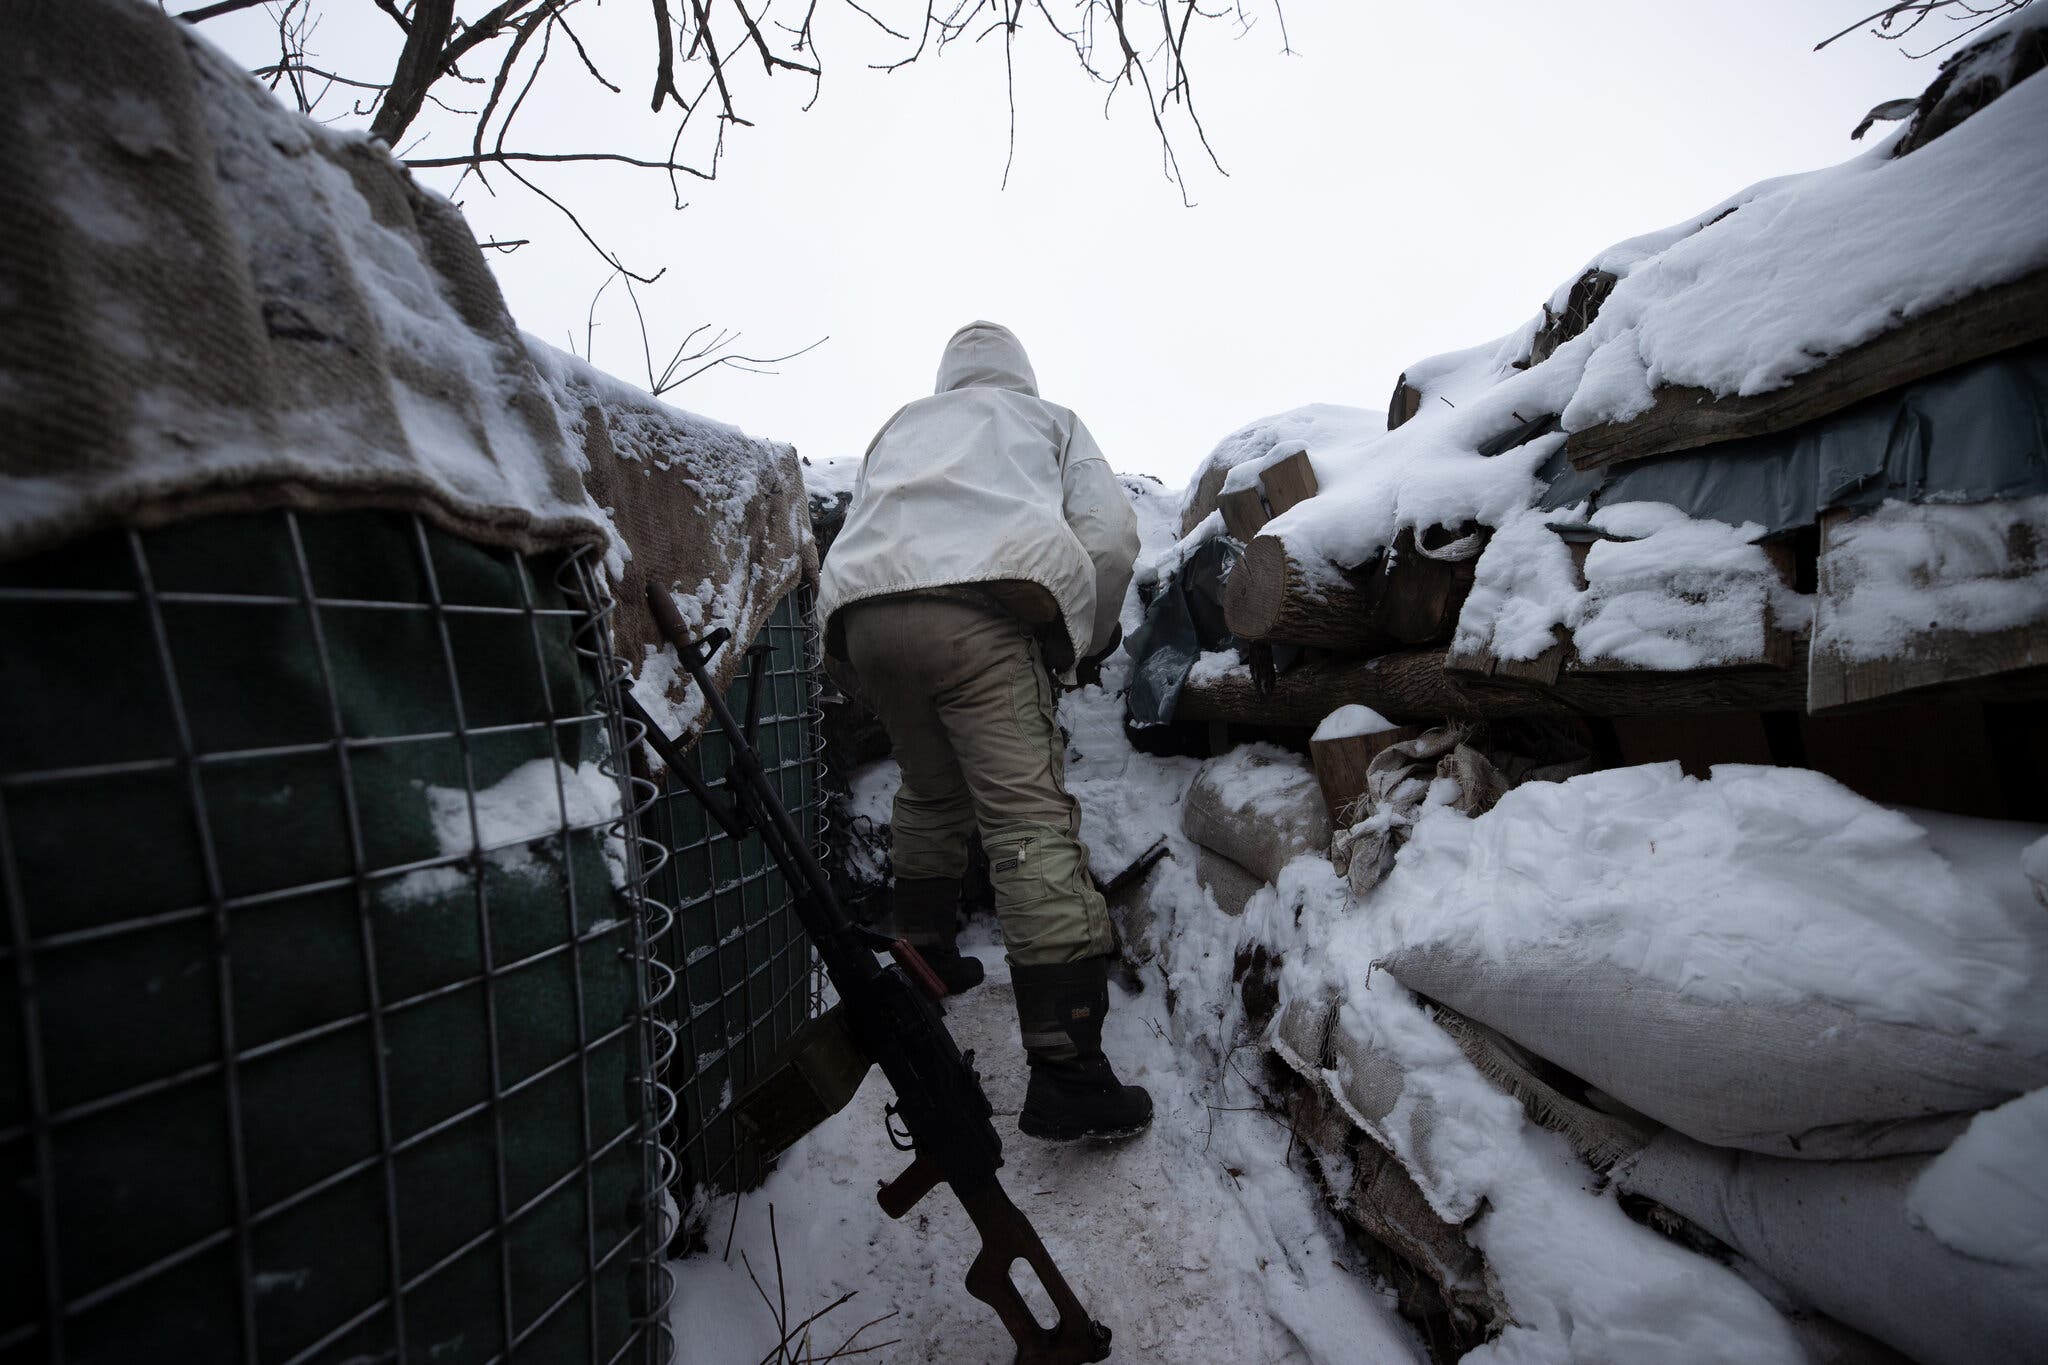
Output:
top-left (640, 588), bottom-right (827, 1202)
top-left (0, 508), bottom-right (676, 1365)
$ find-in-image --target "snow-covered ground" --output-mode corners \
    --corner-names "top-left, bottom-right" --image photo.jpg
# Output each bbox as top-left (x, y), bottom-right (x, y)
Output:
top-left (669, 478), bottom-right (1427, 1362)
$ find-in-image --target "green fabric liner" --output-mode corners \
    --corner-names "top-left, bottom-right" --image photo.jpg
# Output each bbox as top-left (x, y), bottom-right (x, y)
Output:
top-left (641, 591), bottom-right (818, 1198)
top-left (0, 509), bottom-right (657, 1365)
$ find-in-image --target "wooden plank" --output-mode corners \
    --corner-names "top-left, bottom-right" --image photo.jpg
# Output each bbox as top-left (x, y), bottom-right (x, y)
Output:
top-left (1176, 648), bottom-right (1810, 729)
top-left (1258, 450), bottom-right (1320, 516)
top-left (1809, 503), bottom-right (2048, 712)
top-left (1218, 486), bottom-right (1270, 542)
top-left (1311, 724), bottom-right (1430, 819)
top-left (1489, 633), bottom-right (1570, 687)
top-left (1565, 267), bottom-right (2048, 472)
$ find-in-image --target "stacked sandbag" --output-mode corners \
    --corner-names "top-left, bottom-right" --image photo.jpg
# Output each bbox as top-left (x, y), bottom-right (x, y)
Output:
top-left (1613, 1126), bottom-right (2048, 1365)
top-left (1375, 765), bottom-right (2048, 1160)
top-left (1363, 762), bottom-right (2048, 1359)
top-left (1182, 743), bottom-right (1331, 914)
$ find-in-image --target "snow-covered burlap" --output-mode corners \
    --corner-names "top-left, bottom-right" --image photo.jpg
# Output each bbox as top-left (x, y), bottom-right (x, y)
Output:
top-left (1280, 1041), bottom-right (1506, 1335)
top-left (1193, 846), bottom-right (1264, 918)
top-left (525, 341), bottom-right (815, 750)
top-left (1270, 989), bottom-right (1474, 1222)
top-left (1181, 743), bottom-right (1331, 885)
top-left (0, 0), bottom-right (607, 563)
top-left (1614, 1132), bottom-right (2048, 1365)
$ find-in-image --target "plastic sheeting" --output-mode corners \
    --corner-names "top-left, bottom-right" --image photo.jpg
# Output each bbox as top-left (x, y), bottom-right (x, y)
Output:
top-left (1123, 537), bottom-right (1240, 726)
top-left (1538, 342), bottom-right (2048, 533)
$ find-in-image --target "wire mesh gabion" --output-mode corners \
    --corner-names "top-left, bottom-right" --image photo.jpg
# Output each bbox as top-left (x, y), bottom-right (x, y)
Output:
top-left (639, 587), bottom-right (826, 1209)
top-left (0, 507), bottom-right (676, 1365)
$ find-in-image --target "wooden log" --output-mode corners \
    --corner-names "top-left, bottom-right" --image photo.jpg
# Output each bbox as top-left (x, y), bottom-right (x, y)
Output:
top-left (1259, 449), bottom-right (1320, 516)
top-left (1372, 524), bottom-right (1486, 644)
top-left (1565, 267), bottom-right (2048, 472)
top-left (1223, 533), bottom-right (1382, 652)
top-left (1177, 649), bottom-right (1811, 729)
top-left (1311, 723), bottom-right (1431, 819)
top-left (1180, 462), bottom-right (1228, 537)
top-left (1388, 374), bottom-right (1422, 431)
top-left (1528, 269), bottom-right (1617, 368)
top-left (1218, 486), bottom-right (1270, 542)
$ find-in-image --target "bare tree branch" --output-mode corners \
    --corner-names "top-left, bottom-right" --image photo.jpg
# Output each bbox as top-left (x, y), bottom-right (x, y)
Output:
top-left (368, 0), bottom-right (457, 142)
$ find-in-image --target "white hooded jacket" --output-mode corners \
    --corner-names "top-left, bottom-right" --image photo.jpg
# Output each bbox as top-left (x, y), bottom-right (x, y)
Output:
top-left (818, 322), bottom-right (1140, 666)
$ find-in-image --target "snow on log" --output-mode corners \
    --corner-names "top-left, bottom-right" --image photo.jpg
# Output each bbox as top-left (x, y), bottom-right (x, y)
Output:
top-left (1176, 648), bottom-right (1810, 728)
top-left (1223, 534), bottom-right (1381, 652)
top-left (1565, 266), bottom-right (2048, 472)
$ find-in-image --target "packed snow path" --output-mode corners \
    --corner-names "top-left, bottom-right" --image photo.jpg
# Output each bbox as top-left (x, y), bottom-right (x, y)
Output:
top-left (670, 923), bottom-right (1423, 1362)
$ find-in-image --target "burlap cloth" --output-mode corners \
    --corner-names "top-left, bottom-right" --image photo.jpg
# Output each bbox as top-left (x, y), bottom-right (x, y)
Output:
top-left (0, 0), bottom-right (814, 749)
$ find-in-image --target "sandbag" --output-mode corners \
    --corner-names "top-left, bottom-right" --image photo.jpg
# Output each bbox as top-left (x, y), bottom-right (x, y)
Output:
top-left (1194, 847), bottom-right (1264, 917)
top-left (1615, 1132), bottom-right (2048, 1365)
top-left (1373, 766), bottom-right (2048, 1160)
top-left (1182, 743), bottom-right (1331, 884)
top-left (1389, 944), bottom-right (2013, 1159)
top-left (1429, 1006), bottom-right (1659, 1173)
top-left (1327, 725), bottom-right (1575, 896)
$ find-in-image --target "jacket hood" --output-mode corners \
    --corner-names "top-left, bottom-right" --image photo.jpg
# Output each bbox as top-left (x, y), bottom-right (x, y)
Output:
top-left (934, 320), bottom-right (1038, 396)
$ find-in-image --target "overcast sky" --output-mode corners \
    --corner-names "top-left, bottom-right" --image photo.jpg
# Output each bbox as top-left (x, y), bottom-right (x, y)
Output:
top-left (208, 2), bottom-right (1941, 486)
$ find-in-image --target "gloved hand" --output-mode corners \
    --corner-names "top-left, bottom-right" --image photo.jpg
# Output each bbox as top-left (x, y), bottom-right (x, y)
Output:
top-left (1073, 623), bottom-right (1123, 690)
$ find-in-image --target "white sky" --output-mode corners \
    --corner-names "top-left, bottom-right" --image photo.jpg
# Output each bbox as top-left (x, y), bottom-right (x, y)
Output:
top-left (206, 2), bottom-right (1941, 486)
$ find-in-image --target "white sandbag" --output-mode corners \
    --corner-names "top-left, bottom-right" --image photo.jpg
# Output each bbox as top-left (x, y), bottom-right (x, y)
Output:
top-left (1193, 847), bottom-right (1264, 917)
top-left (1614, 1131), bottom-right (2048, 1365)
top-left (1376, 764), bottom-right (2048, 1159)
top-left (1182, 743), bottom-right (1330, 884)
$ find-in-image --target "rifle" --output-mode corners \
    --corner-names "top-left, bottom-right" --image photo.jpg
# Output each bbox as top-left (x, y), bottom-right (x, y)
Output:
top-left (631, 585), bottom-right (1113, 1365)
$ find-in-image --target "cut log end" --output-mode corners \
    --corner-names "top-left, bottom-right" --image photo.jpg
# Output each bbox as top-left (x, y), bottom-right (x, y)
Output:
top-left (1224, 534), bottom-right (1381, 652)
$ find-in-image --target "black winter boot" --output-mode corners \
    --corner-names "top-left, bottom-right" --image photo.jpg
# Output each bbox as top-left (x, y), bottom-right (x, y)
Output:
top-left (1013, 957), bottom-right (1152, 1141)
top-left (890, 876), bottom-right (984, 994)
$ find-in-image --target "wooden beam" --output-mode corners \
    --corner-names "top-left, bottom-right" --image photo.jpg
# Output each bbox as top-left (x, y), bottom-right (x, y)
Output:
top-left (1177, 649), bottom-right (1811, 729)
top-left (1223, 534), bottom-right (1381, 652)
top-left (1808, 504), bottom-right (2048, 712)
top-left (1218, 486), bottom-right (1270, 542)
top-left (1565, 267), bottom-right (2048, 472)
top-left (1259, 449), bottom-right (1320, 516)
